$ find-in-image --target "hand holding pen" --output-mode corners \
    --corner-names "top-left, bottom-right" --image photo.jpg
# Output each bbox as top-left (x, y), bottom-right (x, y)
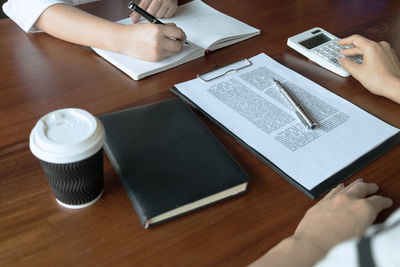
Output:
top-left (128, 1), bottom-right (188, 45)
top-left (124, 1), bottom-right (187, 61)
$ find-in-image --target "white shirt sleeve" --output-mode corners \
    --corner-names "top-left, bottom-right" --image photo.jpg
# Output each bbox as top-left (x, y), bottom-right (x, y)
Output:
top-left (2, 0), bottom-right (98, 33)
top-left (2, 0), bottom-right (71, 33)
top-left (314, 208), bottom-right (400, 267)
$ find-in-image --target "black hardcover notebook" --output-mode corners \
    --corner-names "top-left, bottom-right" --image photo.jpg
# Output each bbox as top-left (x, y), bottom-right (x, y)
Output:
top-left (98, 98), bottom-right (249, 228)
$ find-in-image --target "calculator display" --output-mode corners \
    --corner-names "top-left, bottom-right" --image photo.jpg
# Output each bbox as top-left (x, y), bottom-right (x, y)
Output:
top-left (299, 34), bottom-right (331, 49)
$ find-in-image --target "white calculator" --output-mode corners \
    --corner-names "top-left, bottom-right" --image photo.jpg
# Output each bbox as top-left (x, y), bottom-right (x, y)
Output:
top-left (287, 27), bottom-right (363, 77)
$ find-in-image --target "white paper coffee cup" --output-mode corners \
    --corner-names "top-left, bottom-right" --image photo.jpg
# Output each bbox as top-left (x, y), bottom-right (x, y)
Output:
top-left (30, 108), bottom-right (106, 209)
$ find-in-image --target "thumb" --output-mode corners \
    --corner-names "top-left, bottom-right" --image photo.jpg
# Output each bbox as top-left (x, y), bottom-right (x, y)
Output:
top-left (339, 57), bottom-right (362, 78)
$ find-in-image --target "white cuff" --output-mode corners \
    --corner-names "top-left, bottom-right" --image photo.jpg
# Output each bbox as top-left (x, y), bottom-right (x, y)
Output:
top-left (3, 0), bottom-right (69, 33)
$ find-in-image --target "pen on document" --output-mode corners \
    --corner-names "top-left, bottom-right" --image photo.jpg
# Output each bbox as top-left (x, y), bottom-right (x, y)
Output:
top-left (128, 1), bottom-right (189, 45)
top-left (273, 79), bottom-right (318, 130)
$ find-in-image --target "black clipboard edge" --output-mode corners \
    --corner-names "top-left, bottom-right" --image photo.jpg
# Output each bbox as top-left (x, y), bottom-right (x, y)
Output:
top-left (309, 132), bottom-right (400, 198)
top-left (170, 86), bottom-right (400, 200)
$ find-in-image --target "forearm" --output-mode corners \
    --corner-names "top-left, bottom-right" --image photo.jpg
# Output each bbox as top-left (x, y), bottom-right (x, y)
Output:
top-left (249, 180), bottom-right (393, 267)
top-left (35, 4), bottom-right (122, 53)
top-left (249, 234), bottom-right (327, 267)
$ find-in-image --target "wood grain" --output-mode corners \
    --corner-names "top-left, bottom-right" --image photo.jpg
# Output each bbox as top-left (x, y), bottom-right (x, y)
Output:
top-left (1, 0), bottom-right (400, 266)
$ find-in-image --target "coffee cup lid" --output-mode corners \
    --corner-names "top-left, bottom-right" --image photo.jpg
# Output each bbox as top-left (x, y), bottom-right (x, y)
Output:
top-left (29, 108), bottom-right (106, 163)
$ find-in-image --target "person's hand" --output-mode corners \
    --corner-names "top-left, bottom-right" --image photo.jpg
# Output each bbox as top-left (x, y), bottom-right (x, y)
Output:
top-left (293, 179), bottom-right (393, 255)
top-left (338, 35), bottom-right (400, 103)
top-left (130, 0), bottom-right (178, 24)
top-left (115, 22), bottom-right (186, 61)
top-left (250, 179), bottom-right (392, 267)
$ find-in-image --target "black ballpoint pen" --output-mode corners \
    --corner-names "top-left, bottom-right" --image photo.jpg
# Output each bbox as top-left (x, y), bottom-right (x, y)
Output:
top-left (128, 1), bottom-right (189, 44)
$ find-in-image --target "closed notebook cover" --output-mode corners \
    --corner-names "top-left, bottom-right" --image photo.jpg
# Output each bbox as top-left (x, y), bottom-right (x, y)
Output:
top-left (98, 98), bottom-right (249, 228)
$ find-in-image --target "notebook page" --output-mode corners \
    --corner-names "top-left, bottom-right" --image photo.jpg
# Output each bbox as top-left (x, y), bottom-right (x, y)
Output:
top-left (161, 0), bottom-right (260, 50)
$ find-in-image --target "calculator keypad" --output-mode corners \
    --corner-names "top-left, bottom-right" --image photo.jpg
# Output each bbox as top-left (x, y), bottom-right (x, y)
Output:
top-left (312, 39), bottom-right (363, 68)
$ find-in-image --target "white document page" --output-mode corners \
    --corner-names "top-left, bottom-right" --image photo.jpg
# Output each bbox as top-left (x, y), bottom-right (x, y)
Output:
top-left (174, 53), bottom-right (399, 190)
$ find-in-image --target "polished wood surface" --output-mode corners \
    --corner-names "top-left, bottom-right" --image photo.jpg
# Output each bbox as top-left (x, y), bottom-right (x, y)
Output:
top-left (1, 0), bottom-right (400, 266)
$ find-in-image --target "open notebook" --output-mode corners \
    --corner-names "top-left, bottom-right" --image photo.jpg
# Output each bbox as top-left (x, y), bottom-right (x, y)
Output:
top-left (91, 0), bottom-right (260, 80)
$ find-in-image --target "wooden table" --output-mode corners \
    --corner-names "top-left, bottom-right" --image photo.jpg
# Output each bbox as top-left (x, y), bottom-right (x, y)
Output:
top-left (1, 0), bottom-right (400, 266)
